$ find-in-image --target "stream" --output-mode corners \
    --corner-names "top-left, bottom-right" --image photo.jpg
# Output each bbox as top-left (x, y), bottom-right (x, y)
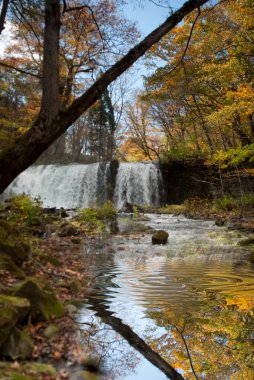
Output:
top-left (78, 214), bottom-right (254, 380)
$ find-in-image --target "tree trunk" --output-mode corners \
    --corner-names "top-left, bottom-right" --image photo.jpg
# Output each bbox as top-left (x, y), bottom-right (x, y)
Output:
top-left (41, 0), bottom-right (60, 121)
top-left (0, 0), bottom-right (209, 194)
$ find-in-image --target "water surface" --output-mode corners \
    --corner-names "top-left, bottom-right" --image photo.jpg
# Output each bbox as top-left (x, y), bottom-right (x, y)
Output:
top-left (78, 215), bottom-right (254, 380)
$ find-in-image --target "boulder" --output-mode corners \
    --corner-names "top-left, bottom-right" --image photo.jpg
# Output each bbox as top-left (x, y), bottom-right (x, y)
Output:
top-left (237, 238), bottom-right (254, 247)
top-left (71, 237), bottom-right (82, 244)
top-left (0, 295), bottom-right (30, 323)
top-left (0, 220), bottom-right (30, 265)
top-left (215, 219), bottom-right (225, 227)
top-left (0, 254), bottom-right (25, 278)
top-left (43, 324), bottom-right (60, 338)
top-left (59, 208), bottom-right (68, 218)
top-left (0, 307), bottom-right (19, 348)
top-left (14, 277), bottom-right (64, 320)
top-left (120, 221), bottom-right (154, 234)
top-left (152, 230), bottom-right (169, 245)
top-left (71, 371), bottom-right (100, 380)
top-left (58, 223), bottom-right (79, 237)
top-left (2, 327), bottom-right (34, 360)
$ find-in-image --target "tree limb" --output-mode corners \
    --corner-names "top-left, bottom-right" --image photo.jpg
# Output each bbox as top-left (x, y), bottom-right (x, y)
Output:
top-left (90, 299), bottom-right (185, 380)
top-left (167, 6), bottom-right (201, 75)
top-left (0, 0), bottom-right (9, 35)
top-left (62, 1), bottom-right (104, 44)
top-left (0, 61), bottom-right (42, 78)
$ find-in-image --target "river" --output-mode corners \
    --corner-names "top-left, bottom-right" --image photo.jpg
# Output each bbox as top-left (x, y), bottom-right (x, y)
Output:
top-left (77, 214), bottom-right (254, 380)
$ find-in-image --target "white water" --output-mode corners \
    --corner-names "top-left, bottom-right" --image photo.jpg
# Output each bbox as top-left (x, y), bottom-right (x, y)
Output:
top-left (114, 162), bottom-right (162, 210)
top-left (3, 162), bottom-right (162, 209)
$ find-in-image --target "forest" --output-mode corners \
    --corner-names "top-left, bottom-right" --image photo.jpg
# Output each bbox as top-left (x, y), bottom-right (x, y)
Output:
top-left (0, 1), bottom-right (254, 380)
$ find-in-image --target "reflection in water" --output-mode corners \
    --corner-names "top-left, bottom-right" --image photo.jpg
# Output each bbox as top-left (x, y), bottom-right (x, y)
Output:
top-left (79, 215), bottom-right (254, 379)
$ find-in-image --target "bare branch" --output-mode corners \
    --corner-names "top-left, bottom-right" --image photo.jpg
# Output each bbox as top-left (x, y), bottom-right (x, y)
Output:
top-left (167, 6), bottom-right (201, 75)
top-left (174, 324), bottom-right (199, 380)
top-left (0, 0), bottom-right (9, 35)
top-left (11, 0), bottom-right (43, 48)
top-left (62, 2), bottom-right (104, 44)
top-left (0, 60), bottom-right (41, 78)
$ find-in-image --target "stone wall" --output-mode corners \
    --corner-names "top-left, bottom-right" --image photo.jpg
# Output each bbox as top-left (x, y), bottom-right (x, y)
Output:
top-left (160, 161), bottom-right (254, 204)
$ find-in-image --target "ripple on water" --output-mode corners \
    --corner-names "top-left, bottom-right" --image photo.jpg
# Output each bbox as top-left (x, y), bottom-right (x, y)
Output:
top-left (81, 214), bottom-right (254, 380)
top-left (87, 215), bottom-right (254, 314)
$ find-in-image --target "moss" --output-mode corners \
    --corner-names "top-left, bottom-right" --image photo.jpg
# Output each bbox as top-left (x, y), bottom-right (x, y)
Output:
top-left (2, 327), bottom-right (34, 360)
top-left (72, 371), bottom-right (100, 380)
top-left (14, 277), bottom-right (64, 321)
top-left (0, 307), bottom-right (19, 347)
top-left (152, 230), bottom-right (169, 245)
top-left (11, 374), bottom-right (35, 380)
top-left (0, 220), bottom-right (30, 265)
top-left (22, 363), bottom-right (57, 376)
top-left (237, 238), bottom-right (254, 247)
top-left (0, 295), bottom-right (30, 323)
top-left (41, 254), bottom-right (62, 267)
top-left (0, 254), bottom-right (25, 278)
top-left (43, 324), bottom-right (60, 338)
top-left (57, 223), bottom-right (79, 237)
top-left (71, 237), bottom-right (81, 244)
top-left (158, 204), bottom-right (187, 214)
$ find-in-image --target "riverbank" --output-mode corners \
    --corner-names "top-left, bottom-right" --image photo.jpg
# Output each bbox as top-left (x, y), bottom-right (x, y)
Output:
top-left (0, 196), bottom-right (117, 380)
top-left (154, 196), bottom-right (254, 233)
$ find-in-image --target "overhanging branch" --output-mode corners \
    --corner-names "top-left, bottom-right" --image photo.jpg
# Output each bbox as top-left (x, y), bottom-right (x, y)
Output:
top-left (0, 0), bottom-right (9, 35)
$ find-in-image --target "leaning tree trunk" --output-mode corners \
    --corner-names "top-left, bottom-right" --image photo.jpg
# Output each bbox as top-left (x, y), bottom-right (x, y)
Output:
top-left (0, 0), bottom-right (210, 194)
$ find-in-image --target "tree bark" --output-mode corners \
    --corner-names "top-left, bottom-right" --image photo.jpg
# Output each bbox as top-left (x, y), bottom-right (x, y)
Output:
top-left (0, 0), bottom-right (9, 35)
top-left (0, 0), bottom-right (210, 193)
top-left (41, 0), bottom-right (60, 120)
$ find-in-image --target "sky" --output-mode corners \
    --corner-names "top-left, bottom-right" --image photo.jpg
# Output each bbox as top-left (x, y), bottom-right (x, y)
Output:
top-left (121, 1), bottom-right (185, 90)
top-left (123, 0), bottom-right (185, 36)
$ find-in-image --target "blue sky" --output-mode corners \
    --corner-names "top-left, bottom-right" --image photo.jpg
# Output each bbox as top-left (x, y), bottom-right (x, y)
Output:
top-left (121, 1), bottom-right (186, 90)
top-left (123, 1), bottom-right (185, 35)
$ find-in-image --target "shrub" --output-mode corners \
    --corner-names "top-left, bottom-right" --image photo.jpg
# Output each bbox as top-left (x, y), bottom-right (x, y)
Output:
top-left (241, 193), bottom-right (254, 207)
top-left (215, 195), bottom-right (236, 211)
top-left (7, 195), bottom-right (42, 225)
top-left (77, 201), bottom-right (116, 232)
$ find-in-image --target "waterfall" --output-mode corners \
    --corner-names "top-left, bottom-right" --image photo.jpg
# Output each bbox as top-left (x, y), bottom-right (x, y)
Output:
top-left (3, 162), bottom-right (163, 209)
top-left (114, 162), bottom-right (162, 210)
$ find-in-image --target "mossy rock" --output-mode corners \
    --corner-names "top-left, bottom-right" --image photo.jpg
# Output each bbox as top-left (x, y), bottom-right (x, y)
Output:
top-left (58, 279), bottom-right (81, 294)
top-left (71, 237), bottom-right (82, 244)
top-left (237, 238), bottom-right (254, 247)
top-left (152, 230), bottom-right (169, 245)
top-left (58, 223), bottom-right (79, 237)
top-left (0, 220), bottom-right (30, 265)
top-left (43, 324), bottom-right (60, 338)
top-left (2, 327), bottom-right (34, 360)
top-left (0, 295), bottom-right (30, 323)
top-left (83, 354), bottom-right (101, 371)
top-left (0, 307), bottom-right (19, 347)
top-left (72, 371), bottom-right (100, 380)
top-left (14, 277), bottom-right (64, 320)
top-left (0, 254), bottom-right (25, 278)
top-left (23, 363), bottom-right (57, 376)
top-left (120, 221), bottom-right (153, 234)
top-left (11, 373), bottom-right (35, 380)
top-left (65, 303), bottom-right (78, 315)
top-left (42, 254), bottom-right (61, 267)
